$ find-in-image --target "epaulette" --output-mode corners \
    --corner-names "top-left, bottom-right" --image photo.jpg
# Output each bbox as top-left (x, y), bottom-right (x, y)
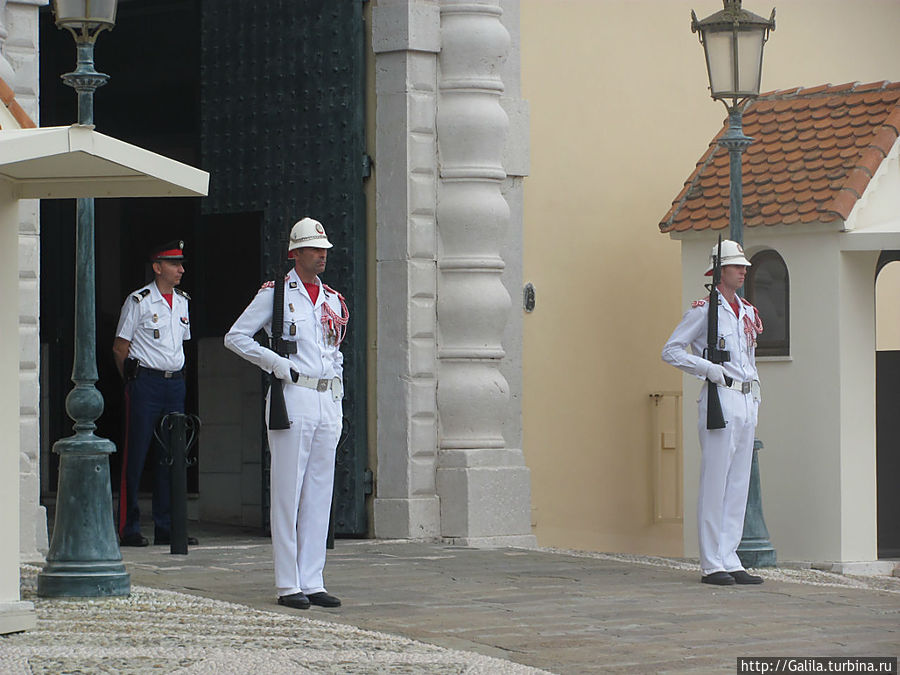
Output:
top-left (691, 298), bottom-right (707, 309)
top-left (174, 287), bottom-right (191, 300)
top-left (131, 289), bottom-right (151, 303)
top-left (322, 283), bottom-right (344, 300)
top-left (259, 274), bottom-right (292, 293)
top-left (740, 297), bottom-right (756, 310)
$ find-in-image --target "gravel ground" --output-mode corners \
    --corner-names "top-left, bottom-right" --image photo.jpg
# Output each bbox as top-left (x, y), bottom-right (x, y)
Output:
top-left (1, 565), bottom-right (553, 675)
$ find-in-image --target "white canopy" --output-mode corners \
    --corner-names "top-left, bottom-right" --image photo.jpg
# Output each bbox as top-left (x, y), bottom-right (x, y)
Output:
top-left (0, 125), bottom-right (208, 199)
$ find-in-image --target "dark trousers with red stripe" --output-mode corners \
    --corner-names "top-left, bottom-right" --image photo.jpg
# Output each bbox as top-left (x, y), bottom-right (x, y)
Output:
top-left (118, 373), bottom-right (185, 539)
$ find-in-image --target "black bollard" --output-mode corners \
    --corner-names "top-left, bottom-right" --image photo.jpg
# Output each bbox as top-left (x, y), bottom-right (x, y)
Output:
top-left (157, 413), bottom-right (200, 555)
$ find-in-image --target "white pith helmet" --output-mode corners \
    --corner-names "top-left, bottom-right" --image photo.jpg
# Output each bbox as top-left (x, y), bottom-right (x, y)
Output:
top-left (288, 217), bottom-right (333, 251)
top-left (704, 239), bottom-right (751, 276)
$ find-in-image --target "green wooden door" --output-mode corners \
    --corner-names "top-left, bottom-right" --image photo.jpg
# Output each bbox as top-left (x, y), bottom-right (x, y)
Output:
top-left (200, 0), bottom-right (369, 536)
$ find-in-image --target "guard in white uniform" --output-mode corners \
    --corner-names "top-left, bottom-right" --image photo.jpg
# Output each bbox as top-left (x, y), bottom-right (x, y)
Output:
top-left (662, 240), bottom-right (765, 586)
top-left (224, 217), bottom-right (348, 610)
top-left (113, 240), bottom-right (195, 548)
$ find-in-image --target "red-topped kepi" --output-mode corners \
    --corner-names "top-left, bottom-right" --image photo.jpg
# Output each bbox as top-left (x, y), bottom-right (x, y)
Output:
top-left (150, 240), bottom-right (185, 261)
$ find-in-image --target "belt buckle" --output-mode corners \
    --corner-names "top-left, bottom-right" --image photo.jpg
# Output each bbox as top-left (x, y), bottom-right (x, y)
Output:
top-left (164, 370), bottom-right (174, 379)
top-left (741, 381), bottom-right (751, 394)
top-left (316, 378), bottom-right (329, 392)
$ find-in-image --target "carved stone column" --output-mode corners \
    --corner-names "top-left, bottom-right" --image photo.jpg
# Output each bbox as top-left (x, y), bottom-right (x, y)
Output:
top-left (372, 0), bottom-right (442, 538)
top-left (0, 1), bottom-right (15, 84)
top-left (434, 0), bottom-right (534, 545)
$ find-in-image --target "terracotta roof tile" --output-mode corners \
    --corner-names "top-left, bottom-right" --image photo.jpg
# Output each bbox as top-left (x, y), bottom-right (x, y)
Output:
top-left (855, 81), bottom-right (890, 93)
top-left (797, 200), bottom-right (817, 215)
top-left (800, 84), bottom-right (832, 96)
top-left (798, 211), bottom-right (819, 224)
top-left (660, 81), bottom-right (900, 232)
top-left (842, 168), bottom-right (871, 197)
top-left (884, 109), bottom-right (900, 134)
top-left (826, 189), bottom-right (859, 221)
top-left (7, 100), bottom-right (35, 129)
top-left (0, 77), bottom-right (14, 106)
top-left (829, 82), bottom-right (860, 94)
top-left (870, 126), bottom-right (899, 154)
top-left (833, 136), bottom-right (856, 150)
top-left (0, 76), bottom-right (36, 129)
top-left (858, 146), bottom-right (887, 176)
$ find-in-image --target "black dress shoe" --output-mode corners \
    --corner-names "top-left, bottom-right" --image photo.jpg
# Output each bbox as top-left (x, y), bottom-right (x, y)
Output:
top-left (277, 592), bottom-right (310, 610)
top-left (119, 533), bottom-right (149, 547)
top-left (701, 571), bottom-right (736, 585)
top-left (154, 533), bottom-right (199, 546)
top-left (730, 570), bottom-right (764, 585)
top-left (307, 592), bottom-right (341, 607)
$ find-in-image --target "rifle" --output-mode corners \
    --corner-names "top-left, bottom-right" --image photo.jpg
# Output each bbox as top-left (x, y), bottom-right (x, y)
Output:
top-left (268, 264), bottom-right (297, 430)
top-left (704, 235), bottom-right (733, 430)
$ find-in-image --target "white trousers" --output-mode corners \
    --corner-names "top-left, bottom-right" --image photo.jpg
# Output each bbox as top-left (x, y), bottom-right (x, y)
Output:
top-left (267, 384), bottom-right (341, 596)
top-left (697, 386), bottom-right (757, 576)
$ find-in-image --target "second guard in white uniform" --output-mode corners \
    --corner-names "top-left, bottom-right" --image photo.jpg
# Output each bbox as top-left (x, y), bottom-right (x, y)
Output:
top-left (225, 217), bottom-right (348, 610)
top-left (662, 240), bottom-right (765, 586)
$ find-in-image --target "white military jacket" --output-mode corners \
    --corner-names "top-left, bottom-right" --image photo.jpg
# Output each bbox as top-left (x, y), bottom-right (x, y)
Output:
top-left (115, 281), bottom-right (190, 372)
top-left (225, 268), bottom-right (344, 381)
top-left (662, 293), bottom-right (762, 385)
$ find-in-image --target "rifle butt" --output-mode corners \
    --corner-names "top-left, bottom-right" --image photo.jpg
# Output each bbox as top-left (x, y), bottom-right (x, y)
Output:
top-left (268, 375), bottom-right (292, 430)
top-left (706, 381), bottom-right (727, 430)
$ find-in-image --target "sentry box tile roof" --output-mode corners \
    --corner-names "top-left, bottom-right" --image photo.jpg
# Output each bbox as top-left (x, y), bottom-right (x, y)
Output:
top-left (659, 81), bottom-right (900, 233)
top-left (0, 76), bottom-right (36, 130)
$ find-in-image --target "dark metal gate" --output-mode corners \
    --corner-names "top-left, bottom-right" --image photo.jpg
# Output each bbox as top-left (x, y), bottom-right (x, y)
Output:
top-left (200, 0), bottom-right (369, 536)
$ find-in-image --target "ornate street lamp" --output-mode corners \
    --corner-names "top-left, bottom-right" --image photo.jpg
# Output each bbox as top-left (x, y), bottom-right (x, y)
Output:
top-left (692, 0), bottom-right (775, 244)
top-left (37, 0), bottom-right (130, 597)
top-left (691, 0), bottom-right (777, 569)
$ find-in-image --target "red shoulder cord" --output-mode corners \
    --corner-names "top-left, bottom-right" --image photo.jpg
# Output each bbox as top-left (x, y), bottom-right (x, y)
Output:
top-left (741, 300), bottom-right (764, 348)
top-left (321, 284), bottom-right (349, 346)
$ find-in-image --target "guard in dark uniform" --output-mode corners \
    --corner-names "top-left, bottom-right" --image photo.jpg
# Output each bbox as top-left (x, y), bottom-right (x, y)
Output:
top-left (112, 240), bottom-right (196, 547)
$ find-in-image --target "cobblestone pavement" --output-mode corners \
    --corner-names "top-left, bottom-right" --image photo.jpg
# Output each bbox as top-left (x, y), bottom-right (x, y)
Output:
top-left (3, 525), bottom-right (898, 674)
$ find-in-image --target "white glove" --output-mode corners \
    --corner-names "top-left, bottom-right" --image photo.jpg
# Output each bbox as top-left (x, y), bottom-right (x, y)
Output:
top-left (705, 363), bottom-right (728, 386)
top-left (271, 356), bottom-right (298, 383)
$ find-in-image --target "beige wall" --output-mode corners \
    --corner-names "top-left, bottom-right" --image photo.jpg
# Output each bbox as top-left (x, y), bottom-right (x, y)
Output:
top-left (520, 0), bottom-right (900, 555)
top-left (877, 262), bottom-right (900, 351)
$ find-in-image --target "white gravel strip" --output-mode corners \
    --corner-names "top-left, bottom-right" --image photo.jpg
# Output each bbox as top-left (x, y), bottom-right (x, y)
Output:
top-left (2, 565), bottom-right (553, 675)
top-left (539, 548), bottom-right (900, 594)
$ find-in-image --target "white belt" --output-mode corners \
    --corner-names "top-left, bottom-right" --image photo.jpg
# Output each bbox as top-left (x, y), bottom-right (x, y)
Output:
top-left (293, 374), bottom-right (343, 401)
top-left (726, 378), bottom-right (761, 401)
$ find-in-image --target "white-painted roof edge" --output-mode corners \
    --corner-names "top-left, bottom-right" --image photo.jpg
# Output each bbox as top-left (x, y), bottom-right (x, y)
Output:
top-left (0, 125), bottom-right (209, 199)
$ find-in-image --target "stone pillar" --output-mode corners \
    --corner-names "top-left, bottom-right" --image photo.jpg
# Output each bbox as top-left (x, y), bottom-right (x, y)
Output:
top-left (5, 0), bottom-right (48, 563)
top-left (372, 0), bottom-right (443, 538)
top-left (434, 0), bottom-right (534, 546)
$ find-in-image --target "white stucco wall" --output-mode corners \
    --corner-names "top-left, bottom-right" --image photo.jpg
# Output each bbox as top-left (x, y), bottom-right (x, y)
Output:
top-left (0, 180), bottom-right (35, 633)
top-left (5, 0), bottom-right (48, 563)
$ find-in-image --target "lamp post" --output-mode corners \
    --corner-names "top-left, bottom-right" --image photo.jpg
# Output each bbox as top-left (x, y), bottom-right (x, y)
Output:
top-left (691, 0), bottom-right (777, 568)
top-left (37, 0), bottom-right (130, 597)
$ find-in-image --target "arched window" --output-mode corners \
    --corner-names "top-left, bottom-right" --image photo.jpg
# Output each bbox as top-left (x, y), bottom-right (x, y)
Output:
top-left (746, 249), bottom-right (789, 357)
